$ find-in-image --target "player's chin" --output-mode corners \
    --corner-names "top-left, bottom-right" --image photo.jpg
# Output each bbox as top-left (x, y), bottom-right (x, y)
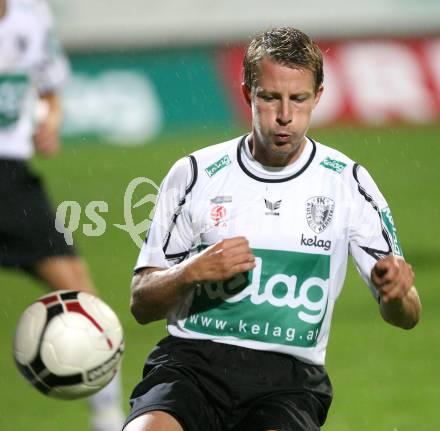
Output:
top-left (271, 138), bottom-right (298, 154)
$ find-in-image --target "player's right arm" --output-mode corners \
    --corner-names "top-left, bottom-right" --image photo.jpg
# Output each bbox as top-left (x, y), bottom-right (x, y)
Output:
top-left (130, 156), bottom-right (255, 324)
top-left (130, 237), bottom-right (255, 324)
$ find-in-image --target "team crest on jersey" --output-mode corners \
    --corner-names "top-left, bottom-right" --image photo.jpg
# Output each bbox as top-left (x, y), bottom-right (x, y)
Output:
top-left (306, 197), bottom-right (335, 234)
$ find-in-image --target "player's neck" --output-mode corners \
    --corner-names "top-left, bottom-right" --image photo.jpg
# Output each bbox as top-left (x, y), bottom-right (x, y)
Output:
top-left (248, 133), bottom-right (307, 168)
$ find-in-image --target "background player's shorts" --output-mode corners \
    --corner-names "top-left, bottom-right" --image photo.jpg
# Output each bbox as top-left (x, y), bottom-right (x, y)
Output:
top-left (125, 336), bottom-right (333, 431)
top-left (0, 159), bottom-right (75, 271)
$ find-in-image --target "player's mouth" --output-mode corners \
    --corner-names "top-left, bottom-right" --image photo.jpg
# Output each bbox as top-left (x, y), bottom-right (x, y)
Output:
top-left (274, 133), bottom-right (291, 143)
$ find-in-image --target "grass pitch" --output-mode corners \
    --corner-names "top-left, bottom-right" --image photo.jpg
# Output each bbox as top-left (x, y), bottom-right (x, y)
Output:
top-left (0, 125), bottom-right (438, 430)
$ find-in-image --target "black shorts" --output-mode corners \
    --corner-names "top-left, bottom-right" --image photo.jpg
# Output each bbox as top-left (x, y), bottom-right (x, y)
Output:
top-left (0, 159), bottom-right (75, 271)
top-left (126, 336), bottom-right (333, 431)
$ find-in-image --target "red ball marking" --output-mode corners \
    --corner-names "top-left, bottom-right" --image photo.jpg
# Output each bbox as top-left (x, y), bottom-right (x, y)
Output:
top-left (65, 301), bottom-right (113, 349)
top-left (39, 294), bottom-right (59, 306)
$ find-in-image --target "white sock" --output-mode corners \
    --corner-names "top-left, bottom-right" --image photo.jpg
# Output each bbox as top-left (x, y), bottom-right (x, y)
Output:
top-left (89, 370), bottom-right (125, 431)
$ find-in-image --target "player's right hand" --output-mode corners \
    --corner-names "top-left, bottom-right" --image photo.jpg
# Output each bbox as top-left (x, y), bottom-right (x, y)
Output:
top-left (183, 236), bottom-right (256, 284)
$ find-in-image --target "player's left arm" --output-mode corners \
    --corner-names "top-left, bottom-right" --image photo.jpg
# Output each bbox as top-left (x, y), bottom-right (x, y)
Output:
top-left (348, 163), bottom-right (421, 330)
top-left (371, 256), bottom-right (421, 329)
top-left (33, 92), bottom-right (62, 157)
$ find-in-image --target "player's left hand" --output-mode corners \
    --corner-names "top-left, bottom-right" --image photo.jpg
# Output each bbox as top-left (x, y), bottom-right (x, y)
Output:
top-left (33, 120), bottom-right (60, 157)
top-left (371, 255), bottom-right (414, 303)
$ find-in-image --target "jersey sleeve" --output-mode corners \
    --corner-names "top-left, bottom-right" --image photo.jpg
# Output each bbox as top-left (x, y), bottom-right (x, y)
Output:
top-left (134, 156), bottom-right (197, 272)
top-left (34, 0), bottom-right (70, 93)
top-left (348, 164), bottom-right (404, 300)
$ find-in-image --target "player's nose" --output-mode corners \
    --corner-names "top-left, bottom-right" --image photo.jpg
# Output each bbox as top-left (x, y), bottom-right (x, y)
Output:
top-left (276, 100), bottom-right (292, 125)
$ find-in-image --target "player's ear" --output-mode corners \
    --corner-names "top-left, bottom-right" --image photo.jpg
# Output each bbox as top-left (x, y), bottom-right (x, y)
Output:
top-left (241, 82), bottom-right (252, 107)
top-left (312, 84), bottom-right (324, 109)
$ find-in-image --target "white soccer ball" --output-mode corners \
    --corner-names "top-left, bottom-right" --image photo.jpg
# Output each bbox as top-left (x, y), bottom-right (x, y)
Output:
top-left (13, 290), bottom-right (124, 400)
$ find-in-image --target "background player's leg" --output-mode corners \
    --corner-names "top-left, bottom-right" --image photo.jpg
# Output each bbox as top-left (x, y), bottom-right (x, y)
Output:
top-left (33, 256), bottom-right (95, 293)
top-left (33, 255), bottom-right (125, 431)
top-left (124, 411), bottom-right (184, 431)
top-left (90, 369), bottom-right (125, 431)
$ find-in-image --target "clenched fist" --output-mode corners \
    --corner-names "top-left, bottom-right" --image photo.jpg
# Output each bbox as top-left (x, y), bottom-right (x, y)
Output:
top-left (371, 255), bottom-right (414, 303)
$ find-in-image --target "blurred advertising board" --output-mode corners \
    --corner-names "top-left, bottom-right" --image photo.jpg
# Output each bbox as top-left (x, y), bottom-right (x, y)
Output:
top-left (219, 37), bottom-right (440, 127)
top-left (62, 37), bottom-right (440, 144)
top-left (49, 0), bottom-right (440, 49)
top-left (62, 49), bottom-right (234, 144)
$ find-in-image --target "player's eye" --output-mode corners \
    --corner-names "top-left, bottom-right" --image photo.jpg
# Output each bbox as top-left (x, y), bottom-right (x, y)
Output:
top-left (291, 96), bottom-right (307, 103)
top-left (258, 94), bottom-right (276, 101)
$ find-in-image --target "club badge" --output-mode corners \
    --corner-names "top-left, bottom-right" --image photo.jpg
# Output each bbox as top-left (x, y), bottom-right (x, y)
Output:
top-left (306, 196), bottom-right (335, 234)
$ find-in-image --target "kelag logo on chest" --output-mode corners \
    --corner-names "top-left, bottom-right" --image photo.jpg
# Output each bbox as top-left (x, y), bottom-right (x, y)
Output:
top-left (184, 249), bottom-right (330, 348)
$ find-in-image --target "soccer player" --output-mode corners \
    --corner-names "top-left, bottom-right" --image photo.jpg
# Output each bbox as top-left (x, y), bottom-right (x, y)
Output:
top-left (0, 1), bottom-right (124, 430)
top-left (125, 27), bottom-right (421, 431)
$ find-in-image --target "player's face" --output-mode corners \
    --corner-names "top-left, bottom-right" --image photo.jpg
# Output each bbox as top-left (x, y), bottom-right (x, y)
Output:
top-left (242, 57), bottom-right (323, 167)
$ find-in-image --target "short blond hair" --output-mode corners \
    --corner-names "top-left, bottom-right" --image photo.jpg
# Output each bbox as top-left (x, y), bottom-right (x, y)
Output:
top-left (243, 27), bottom-right (323, 93)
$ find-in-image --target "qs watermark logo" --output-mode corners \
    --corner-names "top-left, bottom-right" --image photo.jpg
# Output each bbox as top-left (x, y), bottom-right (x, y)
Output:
top-left (55, 177), bottom-right (160, 249)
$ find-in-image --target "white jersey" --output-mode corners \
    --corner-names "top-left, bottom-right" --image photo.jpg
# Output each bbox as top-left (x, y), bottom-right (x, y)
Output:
top-left (135, 135), bottom-right (403, 365)
top-left (0, 0), bottom-right (69, 160)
